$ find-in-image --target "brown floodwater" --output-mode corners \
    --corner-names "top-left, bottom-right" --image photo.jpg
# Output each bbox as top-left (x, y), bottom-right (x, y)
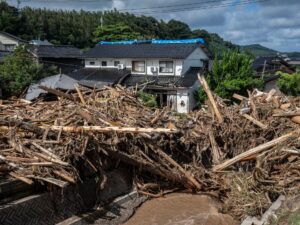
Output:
top-left (124, 193), bottom-right (238, 225)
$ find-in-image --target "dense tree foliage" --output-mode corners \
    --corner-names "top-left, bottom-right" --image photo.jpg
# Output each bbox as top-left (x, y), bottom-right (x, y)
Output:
top-left (277, 72), bottom-right (300, 96)
top-left (198, 51), bottom-right (263, 102)
top-left (0, 46), bottom-right (56, 97)
top-left (0, 1), bottom-right (238, 53)
top-left (93, 23), bottom-right (144, 42)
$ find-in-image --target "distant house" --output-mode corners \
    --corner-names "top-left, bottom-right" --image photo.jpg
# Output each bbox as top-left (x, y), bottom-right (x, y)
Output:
top-left (81, 38), bottom-right (210, 113)
top-left (28, 44), bottom-right (84, 74)
top-left (252, 56), bottom-right (295, 92)
top-left (0, 32), bottom-right (27, 52)
top-left (252, 56), bottom-right (295, 77)
top-left (286, 57), bottom-right (300, 68)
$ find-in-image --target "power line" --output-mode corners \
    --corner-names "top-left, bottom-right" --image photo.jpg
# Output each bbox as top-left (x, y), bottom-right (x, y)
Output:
top-left (129, 0), bottom-right (270, 15)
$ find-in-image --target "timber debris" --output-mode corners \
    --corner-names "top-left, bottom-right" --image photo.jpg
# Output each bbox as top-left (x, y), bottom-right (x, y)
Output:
top-left (0, 82), bottom-right (300, 220)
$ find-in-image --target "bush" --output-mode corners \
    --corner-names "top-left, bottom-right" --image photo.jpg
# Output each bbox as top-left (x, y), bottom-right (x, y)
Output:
top-left (137, 91), bottom-right (157, 108)
top-left (277, 71), bottom-right (300, 96)
top-left (198, 51), bottom-right (263, 103)
top-left (0, 46), bottom-right (57, 97)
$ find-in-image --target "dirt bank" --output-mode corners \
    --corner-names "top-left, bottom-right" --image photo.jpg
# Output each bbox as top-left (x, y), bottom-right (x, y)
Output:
top-left (124, 193), bottom-right (238, 225)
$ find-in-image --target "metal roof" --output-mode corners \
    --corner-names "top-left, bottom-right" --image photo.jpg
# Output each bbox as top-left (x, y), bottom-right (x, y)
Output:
top-left (29, 45), bottom-right (82, 58)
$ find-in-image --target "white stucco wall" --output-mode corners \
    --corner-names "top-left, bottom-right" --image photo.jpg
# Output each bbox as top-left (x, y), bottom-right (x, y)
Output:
top-left (0, 34), bottom-right (20, 51)
top-left (85, 58), bottom-right (183, 76)
top-left (182, 47), bottom-right (209, 74)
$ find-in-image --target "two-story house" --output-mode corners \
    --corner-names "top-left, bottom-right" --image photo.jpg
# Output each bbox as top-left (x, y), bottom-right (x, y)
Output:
top-left (80, 39), bottom-right (210, 113)
top-left (26, 39), bottom-right (210, 113)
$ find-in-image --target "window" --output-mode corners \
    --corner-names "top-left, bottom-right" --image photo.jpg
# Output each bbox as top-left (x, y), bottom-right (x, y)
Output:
top-left (132, 61), bottom-right (145, 73)
top-left (159, 61), bottom-right (173, 73)
top-left (89, 61), bottom-right (95, 65)
top-left (114, 61), bottom-right (120, 67)
top-left (101, 61), bottom-right (107, 66)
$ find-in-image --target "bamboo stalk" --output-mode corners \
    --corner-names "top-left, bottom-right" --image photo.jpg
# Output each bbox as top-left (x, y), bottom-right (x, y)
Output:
top-left (213, 129), bottom-right (300, 171)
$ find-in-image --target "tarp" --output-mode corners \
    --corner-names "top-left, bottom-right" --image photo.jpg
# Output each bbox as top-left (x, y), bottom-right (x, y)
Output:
top-left (99, 38), bottom-right (205, 45)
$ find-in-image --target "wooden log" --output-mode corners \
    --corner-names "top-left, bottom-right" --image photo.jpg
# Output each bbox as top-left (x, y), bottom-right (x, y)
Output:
top-left (53, 170), bottom-right (76, 184)
top-left (150, 145), bottom-right (202, 190)
top-left (213, 129), bottom-right (300, 171)
top-left (233, 93), bottom-right (248, 101)
top-left (22, 162), bottom-right (53, 166)
top-left (39, 85), bottom-right (75, 101)
top-left (9, 172), bottom-right (33, 185)
top-left (75, 85), bottom-right (86, 105)
top-left (34, 152), bottom-right (69, 166)
top-left (28, 175), bottom-right (68, 188)
top-left (31, 142), bottom-right (61, 161)
top-left (198, 74), bottom-right (223, 123)
top-left (40, 125), bottom-right (178, 134)
top-left (273, 111), bottom-right (300, 117)
top-left (6, 156), bottom-right (39, 163)
top-left (266, 89), bottom-right (277, 102)
top-left (242, 114), bottom-right (268, 129)
top-left (208, 131), bottom-right (221, 164)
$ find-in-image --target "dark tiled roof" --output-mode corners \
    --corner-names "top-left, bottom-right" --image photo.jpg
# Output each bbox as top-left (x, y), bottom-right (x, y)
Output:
top-left (84, 43), bottom-right (201, 59)
top-left (29, 45), bottom-right (82, 58)
top-left (0, 32), bottom-right (27, 43)
top-left (122, 67), bottom-right (201, 88)
top-left (252, 56), bottom-right (289, 70)
top-left (68, 68), bottom-right (131, 88)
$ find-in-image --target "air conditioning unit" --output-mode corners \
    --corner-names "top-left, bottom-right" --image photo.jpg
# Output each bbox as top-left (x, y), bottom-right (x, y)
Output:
top-left (151, 66), bottom-right (158, 73)
top-left (117, 64), bottom-right (124, 70)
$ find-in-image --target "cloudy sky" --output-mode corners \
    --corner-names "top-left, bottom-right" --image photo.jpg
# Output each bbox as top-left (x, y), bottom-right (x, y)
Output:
top-left (7, 0), bottom-right (300, 52)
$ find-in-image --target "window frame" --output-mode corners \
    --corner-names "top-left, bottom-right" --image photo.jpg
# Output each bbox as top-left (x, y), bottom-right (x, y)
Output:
top-left (132, 60), bottom-right (145, 73)
top-left (159, 61), bottom-right (174, 74)
top-left (114, 61), bottom-right (121, 67)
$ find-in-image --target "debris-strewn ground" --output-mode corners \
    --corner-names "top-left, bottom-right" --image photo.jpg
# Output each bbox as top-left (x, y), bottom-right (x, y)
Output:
top-left (0, 82), bottom-right (300, 221)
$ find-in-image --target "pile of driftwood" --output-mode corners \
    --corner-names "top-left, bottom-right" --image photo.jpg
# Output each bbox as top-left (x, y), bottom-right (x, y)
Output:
top-left (0, 76), bottom-right (300, 219)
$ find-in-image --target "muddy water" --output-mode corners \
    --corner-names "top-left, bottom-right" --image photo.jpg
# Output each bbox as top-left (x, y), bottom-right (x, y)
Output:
top-left (124, 193), bottom-right (238, 225)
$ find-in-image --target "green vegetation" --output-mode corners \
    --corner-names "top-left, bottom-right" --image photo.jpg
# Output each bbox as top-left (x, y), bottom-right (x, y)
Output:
top-left (198, 51), bottom-right (263, 102)
top-left (0, 1), bottom-right (238, 54)
top-left (277, 71), bottom-right (300, 96)
top-left (0, 46), bottom-right (56, 97)
top-left (93, 23), bottom-right (144, 42)
top-left (137, 91), bottom-right (157, 108)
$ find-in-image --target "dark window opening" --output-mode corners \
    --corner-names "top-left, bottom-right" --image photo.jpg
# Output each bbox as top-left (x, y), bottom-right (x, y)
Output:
top-left (114, 61), bottom-right (120, 67)
top-left (89, 61), bottom-right (95, 65)
top-left (102, 61), bottom-right (107, 66)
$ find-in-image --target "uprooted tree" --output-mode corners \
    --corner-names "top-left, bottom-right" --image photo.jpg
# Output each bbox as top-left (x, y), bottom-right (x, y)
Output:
top-left (198, 51), bottom-right (263, 103)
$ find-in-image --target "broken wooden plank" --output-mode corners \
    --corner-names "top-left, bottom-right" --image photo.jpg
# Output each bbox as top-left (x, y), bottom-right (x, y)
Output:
top-left (53, 170), bottom-right (76, 184)
top-left (39, 85), bottom-right (75, 101)
top-left (198, 74), bottom-right (223, 123)
top-left (213, 129), bottom-right (300, 171)
top-left (233, 93), bottom-right (248, 101)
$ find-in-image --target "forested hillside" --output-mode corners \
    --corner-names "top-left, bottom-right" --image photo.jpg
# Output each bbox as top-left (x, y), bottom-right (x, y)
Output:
top-left (0, 1), bottom-right (237, 54)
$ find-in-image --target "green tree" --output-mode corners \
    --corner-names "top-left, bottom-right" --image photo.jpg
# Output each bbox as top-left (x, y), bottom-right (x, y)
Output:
top-left (93, 23), bottom-right (143, 42)
top-left (0, 46), bottom-right (55, 97)
top-left (198, 51), bottom-right (263, 102)
top-left (277, 71), bottom-right (300, 96)
top-left (0, 1), bottom-right (20, 33)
